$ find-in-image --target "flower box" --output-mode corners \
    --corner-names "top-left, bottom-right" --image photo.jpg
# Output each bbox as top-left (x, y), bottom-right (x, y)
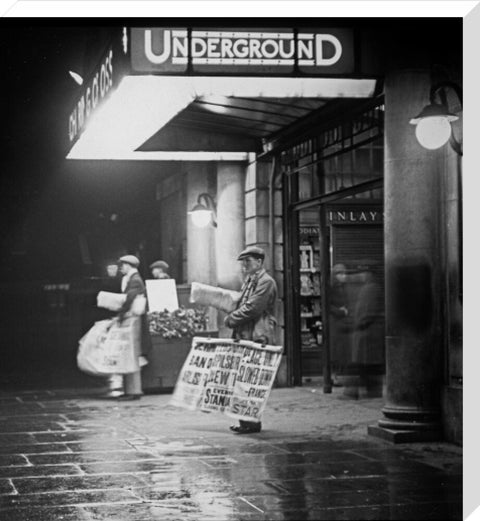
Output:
top-left (142, 307), bottom-right (216, 393)
top-left (147, 307), bottom-right (209, 339)
top-left (142, 331), bottom-right (217, 393)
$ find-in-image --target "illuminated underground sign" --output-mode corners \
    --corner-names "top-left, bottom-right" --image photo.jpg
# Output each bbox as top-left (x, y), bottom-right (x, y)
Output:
top-left (68, 49), bottom-right (114, 143)
top-left (131, 28), bottom-right (354, 75)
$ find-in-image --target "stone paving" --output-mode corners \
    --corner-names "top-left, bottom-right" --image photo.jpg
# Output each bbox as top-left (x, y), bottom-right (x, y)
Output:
top-left (0, 385), bottom-right (462, 520)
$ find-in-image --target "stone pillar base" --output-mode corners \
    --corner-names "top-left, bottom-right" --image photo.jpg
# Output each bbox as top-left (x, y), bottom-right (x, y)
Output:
top-left (369, 403), bottom-right (443, 443)
top-left (368, 424), bottom-right (443, 443)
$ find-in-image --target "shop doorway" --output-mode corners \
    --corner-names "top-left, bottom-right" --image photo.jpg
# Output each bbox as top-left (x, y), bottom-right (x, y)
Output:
top-left (286, 180), bottom-right (385, 390)
top-left (279, 97), bottom-right (385, 389)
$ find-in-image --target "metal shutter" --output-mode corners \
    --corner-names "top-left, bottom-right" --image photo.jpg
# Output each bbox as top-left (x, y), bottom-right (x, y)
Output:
top-left (332, 224), bottom-right (384, 276)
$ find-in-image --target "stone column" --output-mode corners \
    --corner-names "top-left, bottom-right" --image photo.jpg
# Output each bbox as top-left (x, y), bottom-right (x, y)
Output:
top-left (215, 163), bottom-right (245, 290)
top-left (368, 70), bottom-right (443, 442)
top-left (215, 162), bottom-right (245, 338)
top-left (186, 164), bottom-right (216, 285)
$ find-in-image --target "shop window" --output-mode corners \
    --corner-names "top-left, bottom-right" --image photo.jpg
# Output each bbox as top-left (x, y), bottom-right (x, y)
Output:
top-left (280, 99), bottom-right (384, 202)
top-left (281, 98), bottom-right (385, 384)
top-left (285, 135), bottom-right (384, 201)
top-left (299, 220), bottom-right (323, 376)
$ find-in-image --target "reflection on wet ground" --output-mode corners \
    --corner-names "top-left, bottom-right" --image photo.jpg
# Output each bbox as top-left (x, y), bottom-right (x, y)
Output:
top-left (0, 389), bottom-right (462, 520)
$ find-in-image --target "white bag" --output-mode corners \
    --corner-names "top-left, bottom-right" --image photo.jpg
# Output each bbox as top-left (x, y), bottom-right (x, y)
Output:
top-left (77, 317), bottom-right (139, 375)
top-left (131, 295), bottom-right (147, 316)
top-left (97, 291), bottom-right (126, 311)
top-left (77, 319), bottom-right (113, 375)
top-left (190, 282), bottom-right (241, 313)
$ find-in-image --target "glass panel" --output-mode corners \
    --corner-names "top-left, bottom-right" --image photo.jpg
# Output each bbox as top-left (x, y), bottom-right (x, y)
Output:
top-left (323, 137), bottom-right (383, 196)
top-left (298, 209), bottom-right (323, 377)
top-left (279, 100), bottom-right (384, 202)
top-left (327, 187), bottom-right (385, 398)
top-left (298, 170), bottom-right (313, 200)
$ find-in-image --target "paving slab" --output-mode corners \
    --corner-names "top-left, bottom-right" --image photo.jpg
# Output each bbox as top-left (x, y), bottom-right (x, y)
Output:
top-left (0, 385), bottom-right (462, 520)
top-left (0, 507), bottom-right (88, 521)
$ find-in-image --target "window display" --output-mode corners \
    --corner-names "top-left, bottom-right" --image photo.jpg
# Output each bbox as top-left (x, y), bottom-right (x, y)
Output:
top-left (299, 226), bottom-right (322, 359)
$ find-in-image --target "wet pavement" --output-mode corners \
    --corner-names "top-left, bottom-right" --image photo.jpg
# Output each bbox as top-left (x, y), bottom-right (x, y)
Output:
top-left (0, 385), bottom-right (462, 520)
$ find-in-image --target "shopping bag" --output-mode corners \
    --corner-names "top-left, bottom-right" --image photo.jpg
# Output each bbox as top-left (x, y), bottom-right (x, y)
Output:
top-left (97, 291), bottom-right (126, 311)
top-left (190, 282), bottom-right (241, 313)
top-left (77, 317), bottom-right (139, 375)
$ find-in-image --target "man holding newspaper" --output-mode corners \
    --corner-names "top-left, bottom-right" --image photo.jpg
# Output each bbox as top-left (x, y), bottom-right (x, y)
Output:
top-left (115, 255), bottom-right (150, 400)
top-left (224, 246), bottom-right (278, 434)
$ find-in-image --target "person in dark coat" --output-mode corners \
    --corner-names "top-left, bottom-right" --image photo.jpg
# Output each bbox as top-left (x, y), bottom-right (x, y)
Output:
top-left (329, 263), bottom-right (352, 383)
top-left (224, 246), bottom-right (278, 434)
top-left (349, 266), bottom-right (385, 398)
top-left (117, 255), bottom-right (149, 400)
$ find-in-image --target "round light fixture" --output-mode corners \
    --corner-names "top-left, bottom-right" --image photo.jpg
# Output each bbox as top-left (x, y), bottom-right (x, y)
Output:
top-left (189, 204), bottom-right (213, 228)
top-left (410, 103), bottom-right (458, 150)
top-left (188, 193), bottom-right (217, 228)
top-left (415, 116), bottom-right (452, 150)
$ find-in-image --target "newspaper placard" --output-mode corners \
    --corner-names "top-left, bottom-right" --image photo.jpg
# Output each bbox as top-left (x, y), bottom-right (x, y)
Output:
top-left (225, 344), bottom-right (282, 422)
top-left (201, 342), bottom-right (243, 414)
top-left (145, 279), bottom-right (179, 312)
top-left (169, 339), bottom-right (217, 410)
top-left (171, 338), bottom-right (283, 422)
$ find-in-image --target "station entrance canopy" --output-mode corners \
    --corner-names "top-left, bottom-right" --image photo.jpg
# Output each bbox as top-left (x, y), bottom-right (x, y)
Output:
top-left (66, 27), bottom-right (378, 161)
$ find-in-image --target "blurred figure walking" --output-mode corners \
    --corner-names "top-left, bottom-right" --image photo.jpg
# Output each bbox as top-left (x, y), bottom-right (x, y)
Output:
top-left (345, 265), bottom-right (385, 398)
top-left (329, 263), bottom-right (352, 385)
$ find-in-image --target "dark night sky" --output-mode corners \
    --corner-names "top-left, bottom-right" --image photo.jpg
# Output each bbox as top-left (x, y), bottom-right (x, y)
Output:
top-left (1, 23), bottom-right (130, 161)
top-left (0, 21), bottom-right (166, 281)
top-left (1, 24), bottom-right (78, 279)
top-left (2, 25), bottom-right (84, 160)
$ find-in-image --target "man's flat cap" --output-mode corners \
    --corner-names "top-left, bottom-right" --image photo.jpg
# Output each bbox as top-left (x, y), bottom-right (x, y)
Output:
top-left (237, 246), bottom-right (265, 261)
top-left (150, 260), bottom-right (169, 271)
top-left (118, 255), bottom-right (140, 268)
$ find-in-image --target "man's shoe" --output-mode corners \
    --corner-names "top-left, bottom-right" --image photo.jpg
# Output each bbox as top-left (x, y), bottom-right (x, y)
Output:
top-left (117, 394), bottom-right (142, 401)
top-left (229, 423), bottom-right (261, 434)
top-left (102, 389), bottom-right (124, 398)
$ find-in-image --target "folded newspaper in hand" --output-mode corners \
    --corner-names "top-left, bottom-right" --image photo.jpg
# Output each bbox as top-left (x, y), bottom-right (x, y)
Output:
top-left (97, 291), bottom-right (126, 311)
top-left (190, 282), bottom-right (241, 313)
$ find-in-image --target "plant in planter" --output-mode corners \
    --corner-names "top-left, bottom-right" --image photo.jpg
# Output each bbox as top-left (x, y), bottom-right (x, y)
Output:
top-left (144, 307), bottom-right (215, 392)
top-left (147, 307), bottom-right (208, 339)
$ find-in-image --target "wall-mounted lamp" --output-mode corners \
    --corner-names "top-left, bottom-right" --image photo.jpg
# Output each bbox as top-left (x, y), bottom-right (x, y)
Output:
top-left (409, 81), bottom-right (462, 156)
top-left (188, 193), bottom-right (217, 228)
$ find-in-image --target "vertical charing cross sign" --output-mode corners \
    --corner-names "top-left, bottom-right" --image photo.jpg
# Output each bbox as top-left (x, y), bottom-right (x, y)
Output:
top-left (68, 49), bottom-right (114, 144)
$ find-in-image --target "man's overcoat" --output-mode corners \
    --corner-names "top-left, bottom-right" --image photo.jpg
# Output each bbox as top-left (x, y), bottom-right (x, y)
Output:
top-left (119, 272), bottom-right (151, 357)
top-left (226, 268), bottom-right (277, 344)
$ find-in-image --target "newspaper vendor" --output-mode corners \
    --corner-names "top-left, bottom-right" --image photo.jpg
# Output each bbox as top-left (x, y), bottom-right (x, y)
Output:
top-left (224, 246), bottom-right (278, 434)
top-left (117, 255), bottom-right (150, 400)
